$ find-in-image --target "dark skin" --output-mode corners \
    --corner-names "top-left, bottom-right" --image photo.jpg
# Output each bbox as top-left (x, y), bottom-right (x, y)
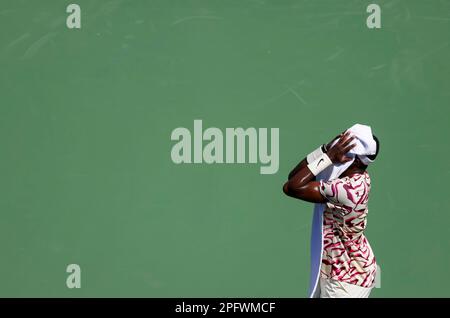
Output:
top-left (283, 131), bottom-right (367, 203)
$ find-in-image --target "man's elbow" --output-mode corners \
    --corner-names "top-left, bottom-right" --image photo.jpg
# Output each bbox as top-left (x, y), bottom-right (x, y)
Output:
top-left (283, 182), bottom-right (295, 197)
top-left (283, 182), bottom-right (307, 200)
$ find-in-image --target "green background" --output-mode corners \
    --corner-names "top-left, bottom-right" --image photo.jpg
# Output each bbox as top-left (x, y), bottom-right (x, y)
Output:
top-left (1, 0), bottom-right (449, 297)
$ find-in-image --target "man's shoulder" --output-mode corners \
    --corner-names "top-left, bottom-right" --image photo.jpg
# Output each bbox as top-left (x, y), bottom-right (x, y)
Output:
top-left (323, 172), bottom-right (370, 187)
top-left (335, 172), bottom-right (370, 188)
top-left (345, 171), bottom-right (370, 181)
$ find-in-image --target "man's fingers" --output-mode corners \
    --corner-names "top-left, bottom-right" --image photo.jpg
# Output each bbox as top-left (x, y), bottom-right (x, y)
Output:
top-left (341, 136), bottom-right (355, 148)
top-left (336, 132), bottom-right (351, 146)
top-left (343, 142), bottom-right (356, 154)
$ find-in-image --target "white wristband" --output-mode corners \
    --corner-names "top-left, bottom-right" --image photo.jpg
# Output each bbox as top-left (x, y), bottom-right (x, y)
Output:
top-left (307, 153), bottom-right (333, 176)
top-left (306, 145), bottom-right (324, 164)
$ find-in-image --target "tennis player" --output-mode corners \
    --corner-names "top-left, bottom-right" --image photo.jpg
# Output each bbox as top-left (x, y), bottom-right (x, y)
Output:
top-left (283, 130), bottom-right (379, 298)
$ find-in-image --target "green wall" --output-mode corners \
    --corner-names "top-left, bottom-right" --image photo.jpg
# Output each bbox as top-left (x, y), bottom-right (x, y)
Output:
top-left (1, 0), bottom-right (449, 297)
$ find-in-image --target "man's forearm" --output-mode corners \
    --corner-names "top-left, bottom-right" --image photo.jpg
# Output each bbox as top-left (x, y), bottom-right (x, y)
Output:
top-left (283, 144), bottom-right (333, 203)
top-left (287, 144), bottom-right (326, 180)
top-left (288, 158), bottom-right (308, 180)
top-left (286, 162), bottom-right (315, 190)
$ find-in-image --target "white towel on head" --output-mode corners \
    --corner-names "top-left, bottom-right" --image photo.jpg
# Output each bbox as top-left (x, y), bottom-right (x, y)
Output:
top-left (308, 123), bottom-right (376, 298)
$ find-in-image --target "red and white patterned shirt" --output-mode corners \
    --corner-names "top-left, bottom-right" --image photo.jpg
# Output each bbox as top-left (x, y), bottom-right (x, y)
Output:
top-left (319, 171), bottom-right (377, 288)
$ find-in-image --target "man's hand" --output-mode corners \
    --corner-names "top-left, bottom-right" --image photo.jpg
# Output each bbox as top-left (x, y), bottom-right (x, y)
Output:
top-left (326, 131), bottom-right (356, 164)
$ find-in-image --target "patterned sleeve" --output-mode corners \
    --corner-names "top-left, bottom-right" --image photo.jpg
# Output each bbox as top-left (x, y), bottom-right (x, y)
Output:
top-left (319, 178), bottom-right (356, 208)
